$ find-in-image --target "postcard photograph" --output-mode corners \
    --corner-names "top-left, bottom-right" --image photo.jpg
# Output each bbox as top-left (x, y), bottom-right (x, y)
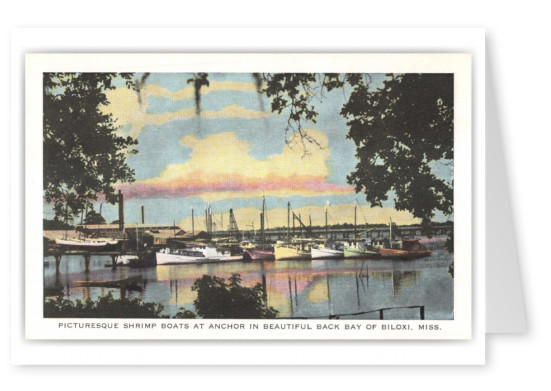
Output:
top-left (26, 53), bottom-right (472, 339)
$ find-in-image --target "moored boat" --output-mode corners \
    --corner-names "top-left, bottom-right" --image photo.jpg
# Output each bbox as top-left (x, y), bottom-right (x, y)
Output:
top-left (311, 240), bottom-right (344, 259)
top-left (274, 240), bottom-right (311, 261)
top-left (241, 192), bottom-right (276, 262)
top-left (342, 200), bottom-right (378, 258)
top-left (378, 238), bottom-right (432, 260)
top-left (343, 241), bottom-right (379, 258)
top-left (156, 244), bottom-right (242, 265)
top-left (243, 245), bottom-right (275, 261)
top-left (55, 238), bottom-right (119, 250)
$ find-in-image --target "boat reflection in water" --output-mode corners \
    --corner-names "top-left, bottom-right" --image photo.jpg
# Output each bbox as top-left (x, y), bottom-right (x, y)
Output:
top-left (43, 238), bottom-right (453, 320)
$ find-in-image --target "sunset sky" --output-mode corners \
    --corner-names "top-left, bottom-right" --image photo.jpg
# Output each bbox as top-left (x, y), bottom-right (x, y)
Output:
top-left (44, 73), bottom-right (453, 230)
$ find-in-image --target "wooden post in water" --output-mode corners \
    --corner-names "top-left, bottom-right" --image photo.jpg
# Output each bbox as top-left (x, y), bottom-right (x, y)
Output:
top-left (420, 305), bottom-right (425, 320)
top-left (261, 273), bottom-right (267, 302)
top-left (288, 276), bottom-right (293, 313)
top-left (84, 253), bottom-right (91, 272)
top-left (326, 274), bottom-right (332, 316)
top-left (120, 282), bottom-right (126, 299)
top-left (55, 254), bottom-right (62, 274)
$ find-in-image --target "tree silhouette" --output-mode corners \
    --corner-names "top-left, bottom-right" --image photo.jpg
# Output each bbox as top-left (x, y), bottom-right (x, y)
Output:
top-left (43, 73), bottom-right (138, 222)
top-left (343, 73), bottom-right (453, 225)
top-left (260, 73), bottom-right (454, 224)
top-left (192, 273), bottom-right (278, 319)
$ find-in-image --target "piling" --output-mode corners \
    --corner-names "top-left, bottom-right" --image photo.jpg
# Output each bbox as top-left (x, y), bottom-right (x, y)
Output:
top-left (54, 254), bottom-right (62, 274)
top-left (84, 254), bottom-right (91, 272)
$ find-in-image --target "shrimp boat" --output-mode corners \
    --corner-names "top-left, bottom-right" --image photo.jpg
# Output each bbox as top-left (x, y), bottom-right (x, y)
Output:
top-left (55, 203), bottom-right (119, 250)
top-left (55, 238), bottom-right (119, 249)
top-left (244, 245), bottom-right (275, 261)
top-left (378, 238), bottom-right (432, 259)
top-left (343, 241), bottom-right (379, 258)
top-left (274, 239), bottom-right (312, 261)
top-left (343, 200), bottom-right (378, 258)
top-left (156, 244), bottom-right (242, 265)
top-left (311, 240), bottom-right (344, 259)
top-left (243, 193), bottom-right (275, 261)
top-left (310, 203), bottom-right (344, 259)
top-left (273, 202), bottom-right (313, 261)
top-left (376, 218), bottom-right (432, 260)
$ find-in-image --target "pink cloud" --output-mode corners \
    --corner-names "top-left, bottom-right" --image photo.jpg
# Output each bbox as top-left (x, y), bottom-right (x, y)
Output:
top-left (117, 173), bottom-right (354, 200)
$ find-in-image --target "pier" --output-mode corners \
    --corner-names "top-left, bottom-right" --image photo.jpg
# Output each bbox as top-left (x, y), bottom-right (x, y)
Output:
top-left (210, 222), bottom-right (453, 242)
top-left (44, 249), bottom-right (125, 273)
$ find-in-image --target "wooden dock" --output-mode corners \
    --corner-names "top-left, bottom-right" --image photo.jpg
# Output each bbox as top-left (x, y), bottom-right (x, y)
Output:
top-left (45, 248), bottom-right (129, 272)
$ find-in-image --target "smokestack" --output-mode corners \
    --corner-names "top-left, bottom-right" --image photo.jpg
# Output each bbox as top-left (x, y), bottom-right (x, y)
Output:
top-left (141, 205), bottom-right (145, 224)
top-left (118, 190), bottom-right (124, 231)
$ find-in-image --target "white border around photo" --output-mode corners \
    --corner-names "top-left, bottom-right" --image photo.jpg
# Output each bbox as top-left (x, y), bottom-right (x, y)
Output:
top-left (11, 28), bottom-right (485, 365)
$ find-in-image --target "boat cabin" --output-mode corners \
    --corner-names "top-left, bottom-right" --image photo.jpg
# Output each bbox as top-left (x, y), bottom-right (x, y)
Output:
top-left (372, 237), bottom-right (391, 249)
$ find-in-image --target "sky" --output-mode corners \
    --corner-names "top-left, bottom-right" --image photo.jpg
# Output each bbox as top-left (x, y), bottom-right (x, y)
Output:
top-left (44, 73), bottom-right (453, 231)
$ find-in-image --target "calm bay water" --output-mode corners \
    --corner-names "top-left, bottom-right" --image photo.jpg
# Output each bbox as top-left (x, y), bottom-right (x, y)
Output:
top-left (43, 238), bottom-right (453, 320)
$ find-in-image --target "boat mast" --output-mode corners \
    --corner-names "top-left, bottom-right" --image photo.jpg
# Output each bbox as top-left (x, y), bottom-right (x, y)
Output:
top-left (354, 202), bottom-right (357, 246)
top-left (287, 201), bottom-right (290, 242)
top-left (325, 202), bottom-right (329, 239)
top-left (260, 193), bottom-right (265, 245)
top-left (205, 207), bottom-right (208, 238)
top-left (191, 207), bottom-right (195, 238)
top-left (389, 215), bottom-right (392, 243)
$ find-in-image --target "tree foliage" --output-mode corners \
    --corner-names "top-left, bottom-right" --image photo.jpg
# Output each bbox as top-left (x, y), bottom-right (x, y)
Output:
top-left (191, 273), bottom-right (278, 319)
top-left (258, 72), bottom-right (454, 223)
top-left (43, 73), bottom-right (138, 223)
top-left (187, 72), bottom-right (210, 115)
top-left (343, 74), bottom-right (453, 224)
top-left (263, 73), bottom-right (344, 152)
top-left (44, 291), bottom-right (167, 318)
top-left (83, 207), bottom-right (106, 225)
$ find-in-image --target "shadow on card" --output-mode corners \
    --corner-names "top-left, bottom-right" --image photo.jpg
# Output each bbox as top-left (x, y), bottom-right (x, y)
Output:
top-left (486, 41), bottom-right (527, 333)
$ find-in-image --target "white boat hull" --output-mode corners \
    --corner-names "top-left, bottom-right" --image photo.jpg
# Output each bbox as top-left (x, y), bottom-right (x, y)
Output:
top-left (156, 248), bottom-right (242, 265)
top-left (55, 238), bottom-right (119, 247)
top-left (311, 247), bottom-right (344, 259)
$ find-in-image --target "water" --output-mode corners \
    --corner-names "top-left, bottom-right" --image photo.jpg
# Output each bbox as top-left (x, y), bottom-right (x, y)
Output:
top-left (43, 238), bottom-right (453, 320)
